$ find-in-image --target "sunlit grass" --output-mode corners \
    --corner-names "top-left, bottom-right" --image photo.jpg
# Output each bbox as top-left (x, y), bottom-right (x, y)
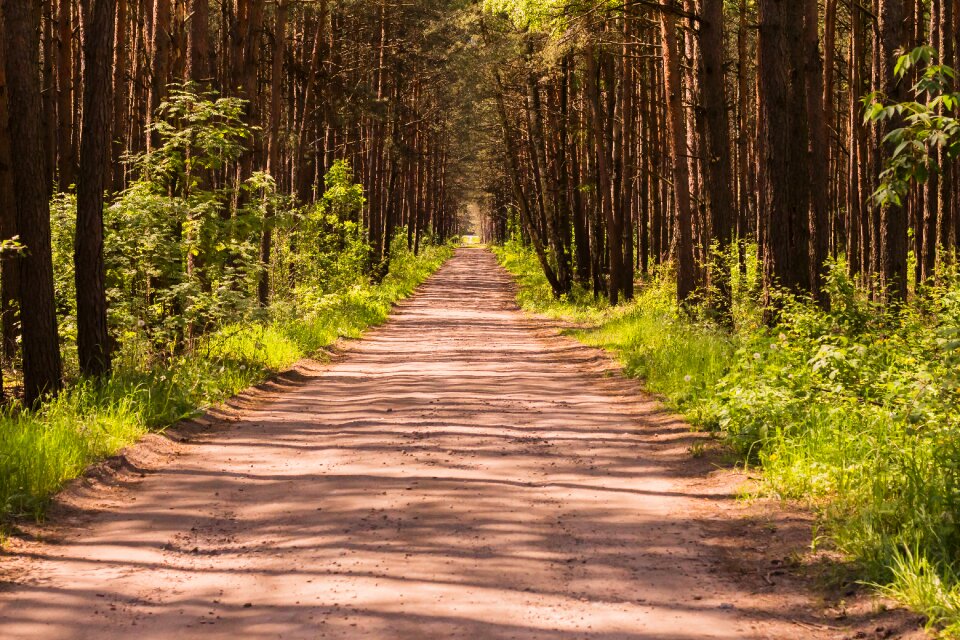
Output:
top-left (492, 243), bottom-right (613, 324)
top-left (493, 240), bottom-right (735, 423)
top-left (573, 287), bottom-right (734, 426)
top-left (873, 548), bottom-right (960, 637)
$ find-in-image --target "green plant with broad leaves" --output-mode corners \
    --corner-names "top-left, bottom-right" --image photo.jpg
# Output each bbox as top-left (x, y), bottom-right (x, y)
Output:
top-left (866, 45), bottom-right (960, 206)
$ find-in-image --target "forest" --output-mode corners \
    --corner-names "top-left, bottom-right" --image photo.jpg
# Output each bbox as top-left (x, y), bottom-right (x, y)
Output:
top-left (1, 0), bottom-right (960, 636)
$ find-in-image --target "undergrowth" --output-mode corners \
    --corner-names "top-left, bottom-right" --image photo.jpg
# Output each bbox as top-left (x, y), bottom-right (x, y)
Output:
top-left (494, 239), bottom-right (960, 637)
top-left (0, 241), bottom-right (452, 521)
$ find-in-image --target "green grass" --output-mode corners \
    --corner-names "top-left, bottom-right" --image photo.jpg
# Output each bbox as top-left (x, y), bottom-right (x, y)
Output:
top-left (493, 242), bottom-right (736, 424)
top-left (495, 240), bottom-right (960, 636)
top-left (573, 288), bottom-right (735, 427)
top-left (0, 243), bottom-right (452, 521)
top-left (875, 548), bottom-right (960, 636)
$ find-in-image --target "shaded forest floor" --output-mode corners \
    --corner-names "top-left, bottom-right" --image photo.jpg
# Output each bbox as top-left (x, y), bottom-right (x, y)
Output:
top-left (0, 248), bottom-right (926, 639)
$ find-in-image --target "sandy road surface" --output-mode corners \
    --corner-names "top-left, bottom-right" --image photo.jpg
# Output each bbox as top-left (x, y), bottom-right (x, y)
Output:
top-left (0, 248), bottom-right (854, 639)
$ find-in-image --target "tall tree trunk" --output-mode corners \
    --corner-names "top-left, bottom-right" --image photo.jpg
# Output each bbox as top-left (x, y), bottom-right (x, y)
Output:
top-left (185, 0), bottom-right (209, 84)
top-left (804, 0), bottom-right (830, 305)
top-left (295, 0), bottom-right (327, 201)
top-left (41, 0), bottom-right (55, 191)
top-left (877, 0), bottom-right (909, 301)
top-left (848, 5), bottom-right (867, 279)
top-left (2, 0), bottom-right (63, 402)
top-left (736, 0), bottom-right (751, 273)
top-left (56, 0), bottom-right (74, 189)
top-left (758, 0), bottom-right (812, 302)
top-left (258, 0), bottom-right (285, 307)
top-left (146, 0), bottom-right (170, 151)
top-left (585, 41), bottom-right (624, 305)
top-left (240, 0), bottom-right (265, 171)
top-left (660, 4), bottom-right (696, 304)
top-left (822, 0), bottom-right (837, 235)
top-left (935, 0), bottom-right (954, 273)
top-left (620, 15), bottom-right (635, 301)
top-left (75, 0), bottom-right (116, 377)
top-left (112, 0), bottom-right (129, 190)
top-left (0, 7), bottom-right (18, 376)
top-left (699, 0), bottom-right (736, 322)
top-left (525, 47), bottom-right (571, 295)
top-left (568, 60), bottom-right (590, 286)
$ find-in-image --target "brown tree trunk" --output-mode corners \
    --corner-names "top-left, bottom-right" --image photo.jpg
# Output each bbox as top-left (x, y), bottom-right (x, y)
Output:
top-left (525, 43), bottom-right (571, 295)
top-left (0, 7), bottom-right (18, 374)
top-left (568, 60), bottom-right (590, 286)
top-left (112, 0), bottom-right (129, 190)
top-left (877, 0), bottom-right (909, 301)
top-left (2, 0), bottom-right (63, 402)
top-left (736, 0), bottom-right (750, 273)
top-left (758, 0), bottom-right (812, 301)
top-left (75, 0), bottom-right (116, 377)
top-left (699, 0), bottom-right (736, 321)
top-left (660, 4), bottom-right (696, 304)
top-left (56, 0), bottom-right (74, 189)
top-left (585, 41), bottom-right (625, 305)
top-left (240, 0), bottom-right (265, 167)
top-left (934, 0), bottom-right (954, 274)
top-left (848, 5), bottom-right (867, 279)
top-left (41, 0), bottom-right (55, 191)
top-left (295, 0), bottom-right (327, 201)
top-left (146, 0), bottom-right (170, 151)
top-left (814, 0), bottom-right (845, 258)
top-left (258, 0), bottom-right (285, 307)
top-left (620, 16), bottom-right (635, 301)
top-left (804, 0), bottom-right (830, 305)
top-left (185, 0), bottom-right (209, 84)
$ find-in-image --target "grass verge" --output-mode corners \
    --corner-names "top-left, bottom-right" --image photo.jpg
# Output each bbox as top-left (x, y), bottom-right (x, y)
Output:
top-left (0, 243), bottom-right (453, 521)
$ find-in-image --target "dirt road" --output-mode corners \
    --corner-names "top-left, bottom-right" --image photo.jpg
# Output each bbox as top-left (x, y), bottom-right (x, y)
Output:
top-left (0, 248), bottom-right (890, 638)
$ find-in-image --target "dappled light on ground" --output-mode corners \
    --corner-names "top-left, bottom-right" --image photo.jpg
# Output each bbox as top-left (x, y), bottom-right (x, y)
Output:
top-left (0, 248), bottom-right (835, 639)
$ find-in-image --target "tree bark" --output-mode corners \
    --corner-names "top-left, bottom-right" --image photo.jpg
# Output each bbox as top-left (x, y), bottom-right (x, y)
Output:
top-left (660, 4), bottom-right (697, 304)
top-left (804, 0), bottom-right (830, 305)
top-left (758, 0), bottom-right (812, 302)
top-left (585, 41), bottom-right (625, 305)
top-left (112, 0), bottom-right (129, 190)
top-left (2, 0), bottom-right (63, 402)
top-left (56, 0), bottom-right (74, 189)
top-left (877, 0), bottom-right (909, 302)
top-left (146, 0), bottom-right (170, 151)
top-left (0, 6), bottom-right (18, 376)
top-left (75, 0), bottom-right (116, 377)
top-left (699, 0), bottom-right (735, 321)
top-left (185, 0), bottom-right (210, 85)
top-left (258, 0), bottom-right (285, 307)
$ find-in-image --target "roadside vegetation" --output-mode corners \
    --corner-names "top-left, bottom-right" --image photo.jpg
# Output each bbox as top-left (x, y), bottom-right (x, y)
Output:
top-left (0, 88), bottom-right (454, 522)
top-left (0, 239), bottom-right (450, 522)
top-left (496, 239), bottom-right (960, 636)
